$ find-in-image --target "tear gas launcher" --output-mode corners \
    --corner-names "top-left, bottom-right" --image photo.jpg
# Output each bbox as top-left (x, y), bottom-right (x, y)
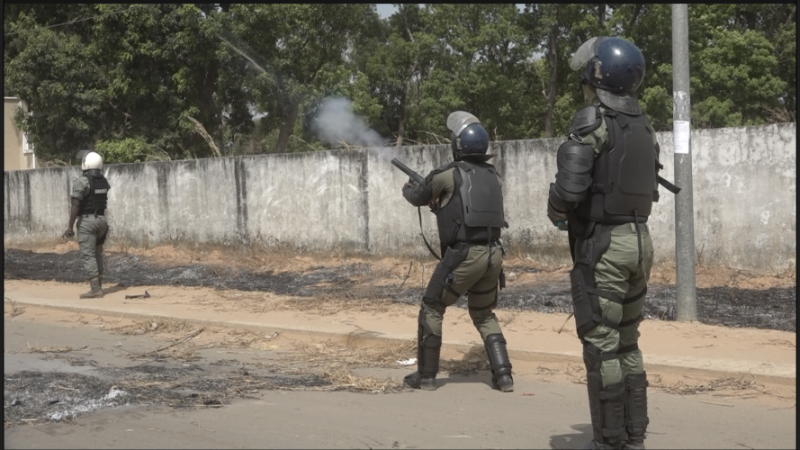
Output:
top-left (391, 158), bottom-right (425, 185)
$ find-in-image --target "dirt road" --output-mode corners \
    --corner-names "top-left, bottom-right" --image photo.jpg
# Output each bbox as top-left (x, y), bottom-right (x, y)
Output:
top-left (3, 308), bottom-right (796, 449)
top-left (3, 244), bottom-right (797, 449)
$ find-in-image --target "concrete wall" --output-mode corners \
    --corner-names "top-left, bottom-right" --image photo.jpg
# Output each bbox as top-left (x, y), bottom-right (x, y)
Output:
top-left (4, 123), bottom-right (796, 274)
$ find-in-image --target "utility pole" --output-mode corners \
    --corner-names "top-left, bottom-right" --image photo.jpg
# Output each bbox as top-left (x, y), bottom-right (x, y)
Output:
top-left (671, 4), bottom-right (698, 321)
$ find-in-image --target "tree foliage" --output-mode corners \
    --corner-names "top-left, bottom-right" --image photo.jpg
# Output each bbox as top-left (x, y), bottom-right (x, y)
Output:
top-left (3, 4), bottom-right (795, 164)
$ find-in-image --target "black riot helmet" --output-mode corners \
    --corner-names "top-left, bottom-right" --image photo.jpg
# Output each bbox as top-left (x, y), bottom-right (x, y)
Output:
top-left (446, 111), bottom-right (492, 161)
top-left (571, 37), bottom-right (645, 114)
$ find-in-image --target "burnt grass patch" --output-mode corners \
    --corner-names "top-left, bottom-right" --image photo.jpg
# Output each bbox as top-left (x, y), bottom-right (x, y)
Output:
top-left (4, 363), bottom-right (333, 427)
top-left (4, 249), bottom-right (795, 332)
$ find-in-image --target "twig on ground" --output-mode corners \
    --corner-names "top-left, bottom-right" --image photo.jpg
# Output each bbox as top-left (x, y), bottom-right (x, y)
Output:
top-left (700, 400), bottom-right (734, 407)
top-left (557, 313), bottom-right (574, 334)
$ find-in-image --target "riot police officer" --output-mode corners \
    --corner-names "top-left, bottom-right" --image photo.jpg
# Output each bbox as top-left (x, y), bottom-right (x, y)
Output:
top-left (62, 151), bottom-right (110, 299)
top-left (546, 37), bottom-right (678, 449)
top-left (401, 112), bottom-right (513, 393)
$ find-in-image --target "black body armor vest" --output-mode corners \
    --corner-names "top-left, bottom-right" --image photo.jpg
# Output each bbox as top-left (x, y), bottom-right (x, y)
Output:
top-left (574, 110), bottom-right (657, 225)
top-left (434, 161), bottom-right (504, 253)
top-left (79, 170), bottom-right (110, 215)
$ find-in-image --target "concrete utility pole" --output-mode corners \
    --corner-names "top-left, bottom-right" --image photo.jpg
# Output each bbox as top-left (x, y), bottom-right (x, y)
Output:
top-left (671, 4), bottom-right (698, 321)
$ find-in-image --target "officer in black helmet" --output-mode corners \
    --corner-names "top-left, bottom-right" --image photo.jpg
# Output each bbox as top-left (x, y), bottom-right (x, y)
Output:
top-left (546, 37), bottom-right (678, 449)
top-left (401, 111), bottom-right (513, 393)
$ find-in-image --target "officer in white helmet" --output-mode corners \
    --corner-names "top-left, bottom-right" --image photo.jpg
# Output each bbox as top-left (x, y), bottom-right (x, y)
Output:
top-left (62, 150), bottom-right (111, 298)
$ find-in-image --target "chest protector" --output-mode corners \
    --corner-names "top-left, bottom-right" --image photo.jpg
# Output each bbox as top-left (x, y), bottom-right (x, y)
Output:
top-left (435, 161), bottom-right (504, 250)
top-left (574, 110), bottom-right (656, 224)
top-left (79, 170), bottom-right (111, 214)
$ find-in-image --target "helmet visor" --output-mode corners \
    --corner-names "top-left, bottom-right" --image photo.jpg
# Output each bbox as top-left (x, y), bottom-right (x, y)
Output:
top-left (446, 111), bottom-right (481, 138)
top-left (570, 37), bottom-right (603, 72)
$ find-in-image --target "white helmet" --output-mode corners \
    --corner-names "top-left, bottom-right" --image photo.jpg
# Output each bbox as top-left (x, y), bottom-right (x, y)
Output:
top-left (81, 151), bottom-right (104, 171)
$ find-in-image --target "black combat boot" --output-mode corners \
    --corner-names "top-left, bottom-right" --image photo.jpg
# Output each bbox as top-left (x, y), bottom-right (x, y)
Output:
top-left (622, 372), bottom-right (649, 449)
top-left (484, 333), bottom-right (514, 392)
top-left (79, 277), bottom-right (104, 299)
top-left (404, 334), bottom-right (441, 391)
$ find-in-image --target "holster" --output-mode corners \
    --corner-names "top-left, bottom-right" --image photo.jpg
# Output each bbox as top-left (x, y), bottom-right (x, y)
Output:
top-left (570, 224), bottom-right (612, 339)
top-left (423, 244), bottom-right (469, 304)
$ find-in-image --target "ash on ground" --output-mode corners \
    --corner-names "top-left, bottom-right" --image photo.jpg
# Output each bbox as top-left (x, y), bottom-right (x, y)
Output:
top-left (4, 249), bottom-right (795, 332)
top-left (4, 361), bottom-right (340, 427)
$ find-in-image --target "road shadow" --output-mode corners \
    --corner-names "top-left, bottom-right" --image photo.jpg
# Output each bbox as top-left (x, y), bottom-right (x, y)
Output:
top-left (549, 423), bottom-right (593, 449)
top-left (102, 283), bottom-right (130, 295)
top-left (438, 372), bottom-right (495, 390)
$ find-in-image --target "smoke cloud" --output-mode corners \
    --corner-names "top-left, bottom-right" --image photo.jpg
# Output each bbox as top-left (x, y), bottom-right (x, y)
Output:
top-left (311, 97), bottom-right (391, 156)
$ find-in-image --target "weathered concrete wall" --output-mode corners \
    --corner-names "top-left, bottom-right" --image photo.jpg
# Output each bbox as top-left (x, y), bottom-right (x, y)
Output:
top-left (4, 123), bottom-right (796, 274)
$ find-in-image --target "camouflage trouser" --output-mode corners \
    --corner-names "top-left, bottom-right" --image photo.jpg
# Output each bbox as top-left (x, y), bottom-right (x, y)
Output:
top-left (579, 223), bottom-right (654, 387)
top-left (421, 243), bottom-right (505, 342)
top-left (77, 214), bottom-right (109, 280)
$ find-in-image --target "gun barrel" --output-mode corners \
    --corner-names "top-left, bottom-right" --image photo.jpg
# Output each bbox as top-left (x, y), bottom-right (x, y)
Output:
top-left (391, 158), bottom-right (424, 185)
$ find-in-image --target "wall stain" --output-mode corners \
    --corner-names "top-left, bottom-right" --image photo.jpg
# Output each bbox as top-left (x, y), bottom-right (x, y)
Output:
top-left (358, 151), bottom-right (370, 252)
top-left (234, 157), bottom-right (249, 241)
top-left (156, 163), bottom-right (170, 234)
top-left (23, 171), bottom-right (32, 232)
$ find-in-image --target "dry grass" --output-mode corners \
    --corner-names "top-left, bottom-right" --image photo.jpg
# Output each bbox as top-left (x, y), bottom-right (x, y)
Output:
top-left (440, 346), bottom-right (490, 376)
top-left (111, 319), bottom-right (196, 336)
top-left (318, 366), bottom-right (405, 393)
top-left (4, 296), bottom-right (26, 318)
top-left (293, 335), bottom-right (416, 369)
top-left (650, 373), bottom-right (768, 396)
top-left (122, 327), bottom-right (206, 363)
top-left (26, 344), bottom-right (88, 354)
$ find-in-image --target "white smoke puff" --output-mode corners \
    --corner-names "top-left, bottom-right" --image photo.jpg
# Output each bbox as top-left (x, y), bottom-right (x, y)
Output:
top-left (312, 97), bottom-right (387, 149)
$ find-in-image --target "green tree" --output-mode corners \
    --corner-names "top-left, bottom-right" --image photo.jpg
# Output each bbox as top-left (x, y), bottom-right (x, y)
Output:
top-left (5, 4), bottom-right (254, 162)
top-left (228, 4), bottom-right (376, 153)
top-left (5, 11), bottom-right (106, 161)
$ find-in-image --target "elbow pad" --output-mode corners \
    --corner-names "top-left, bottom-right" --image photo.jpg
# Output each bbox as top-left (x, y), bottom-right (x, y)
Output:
top-left (548, 183), bottom-right (575, 213)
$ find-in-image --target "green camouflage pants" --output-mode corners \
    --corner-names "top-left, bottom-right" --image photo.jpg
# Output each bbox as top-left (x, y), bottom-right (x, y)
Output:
top-left (422, 244), bottom-right (504, 342)
top-left (77, 214), bottom-right (108, 279)
top-left (583, 223), bottom-right (654, 387)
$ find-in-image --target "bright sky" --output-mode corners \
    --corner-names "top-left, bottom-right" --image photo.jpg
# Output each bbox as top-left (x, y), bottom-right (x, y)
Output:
top-left (375, 4), bottom-right (397, 19)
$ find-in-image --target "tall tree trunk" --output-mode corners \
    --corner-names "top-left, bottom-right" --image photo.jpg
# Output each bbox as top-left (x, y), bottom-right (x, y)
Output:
top-left (598, 4), bottom-right (606, 29)
top-left (396, 95), bottom-right (407, 147)
top-left (398, 12), bottom-right (416, 147)
top-left (273, 95), bottom-right (302, 153)
top-left (544, 8), bottom-right (559, 138)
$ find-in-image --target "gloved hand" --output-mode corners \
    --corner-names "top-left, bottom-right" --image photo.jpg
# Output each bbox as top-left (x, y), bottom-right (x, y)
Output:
top-left (62, 229), bottom-right (75, 239)
top-left (547, 200), bottom-right (568, 230)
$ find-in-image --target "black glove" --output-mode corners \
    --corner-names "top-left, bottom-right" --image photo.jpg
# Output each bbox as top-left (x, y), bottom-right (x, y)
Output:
top-left (547, 200), bottom-right (568, 231)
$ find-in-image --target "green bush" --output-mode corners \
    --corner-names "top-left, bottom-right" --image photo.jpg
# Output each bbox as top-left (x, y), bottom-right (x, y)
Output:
top-left (95, 137), bottom-right (170, 164)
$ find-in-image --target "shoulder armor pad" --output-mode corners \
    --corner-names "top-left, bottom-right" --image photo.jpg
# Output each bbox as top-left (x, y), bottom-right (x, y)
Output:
top-left (569, 105), bottom-right (602, 136)
top-left (555, 139), bottom-right (595, 203)
top-left (557, 140), bottom-right (595, 174)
